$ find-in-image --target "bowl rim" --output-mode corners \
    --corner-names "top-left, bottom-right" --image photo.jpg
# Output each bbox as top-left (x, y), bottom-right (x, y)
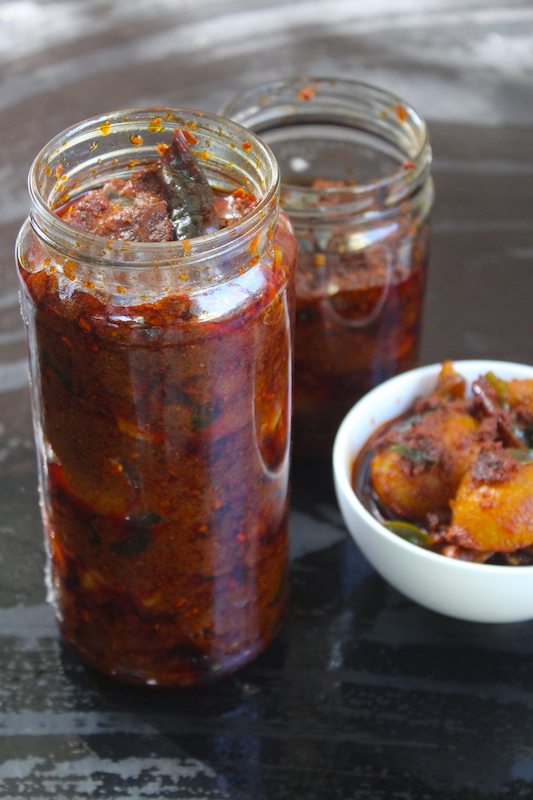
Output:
top-left (332, 359), bottom-right (533, 574)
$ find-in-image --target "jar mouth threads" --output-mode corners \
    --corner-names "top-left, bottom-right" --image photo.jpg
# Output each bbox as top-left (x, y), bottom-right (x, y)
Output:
top-left (221, 77), bottom-right (432, 220)
top-left (28, 107), bottom-right (280, 270)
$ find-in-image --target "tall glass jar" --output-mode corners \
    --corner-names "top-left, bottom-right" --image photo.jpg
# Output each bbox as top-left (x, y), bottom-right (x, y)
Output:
top-left (222, 77), bottom-right (434, 457)
top-left (16, 109), bottom-right (297, 686)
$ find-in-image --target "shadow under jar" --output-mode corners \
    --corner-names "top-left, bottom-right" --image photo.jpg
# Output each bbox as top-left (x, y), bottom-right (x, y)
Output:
top-left (16, 109), bottom-right (297, 686)
top-left (222, 77), bottom-right (434, 458)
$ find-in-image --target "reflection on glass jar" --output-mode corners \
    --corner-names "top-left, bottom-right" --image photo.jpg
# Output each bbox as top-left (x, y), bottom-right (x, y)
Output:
top-left (222, 77), bottom-right (434, 457)
top-left (16, 109), bottom-right (297, 686)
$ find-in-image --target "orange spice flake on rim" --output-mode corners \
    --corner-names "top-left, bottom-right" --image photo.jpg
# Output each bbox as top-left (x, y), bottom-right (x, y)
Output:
top-left (147, 117), bottom-right (165, 132)
top-left (394, 104), bottom-right (409, 122)
top-left (298, 85), bottom-right (316, 101)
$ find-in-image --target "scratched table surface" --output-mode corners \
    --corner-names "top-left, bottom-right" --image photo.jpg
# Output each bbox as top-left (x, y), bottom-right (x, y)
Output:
top-left (1, 1), bottom-right (533, 798)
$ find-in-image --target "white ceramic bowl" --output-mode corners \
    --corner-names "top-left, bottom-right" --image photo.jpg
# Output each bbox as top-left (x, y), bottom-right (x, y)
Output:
top-left (333, 360), bottom-right (533, 623)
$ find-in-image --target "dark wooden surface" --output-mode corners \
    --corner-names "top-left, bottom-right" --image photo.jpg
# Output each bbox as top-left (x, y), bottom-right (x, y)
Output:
top-left (1, 1), bottom-right (533, 797)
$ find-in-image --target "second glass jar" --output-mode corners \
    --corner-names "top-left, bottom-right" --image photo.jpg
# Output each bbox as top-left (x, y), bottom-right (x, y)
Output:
top-left (222, 77), bottom-right (434, 457)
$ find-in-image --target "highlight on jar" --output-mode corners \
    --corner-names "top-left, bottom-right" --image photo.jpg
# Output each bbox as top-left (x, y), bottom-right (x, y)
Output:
top-left (222, 77), bottom-right (434, 458)
top-left (16, 108), bottom-right (298, 687)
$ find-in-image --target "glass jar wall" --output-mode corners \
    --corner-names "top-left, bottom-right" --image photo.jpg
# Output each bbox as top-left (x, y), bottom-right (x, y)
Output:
top-left (222, 77), bottom-right (434, 457)
top-left (16, 108), bottom-right (297, 686)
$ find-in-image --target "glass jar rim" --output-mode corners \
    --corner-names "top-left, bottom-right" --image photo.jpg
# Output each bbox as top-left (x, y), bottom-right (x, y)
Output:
top-left (28, 107), bottom-right (280, 269)
top-left (221, 76), bottom-right (432, 217)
